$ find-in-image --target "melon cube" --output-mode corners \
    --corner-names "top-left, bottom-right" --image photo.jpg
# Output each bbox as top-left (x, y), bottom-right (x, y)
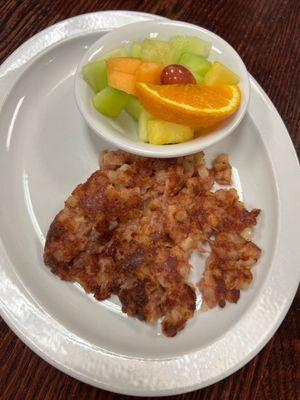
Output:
top-left (179, 53), bottom-right (212, 77)
top-left (171, 35), bottom-right (211, 58)
top-left (82, 60), bottom-right (107, 93)
top-left (106, 57), bottom-right (142, 74)
top-left (107, 70), bottom-right (137, 95)
top-left (126, 96), bottom-right (143, 121)
top-left (93, 87), bottom-right (129, 118)
top-left (193, 72), bottom-right (204, 84)
top-left (138, 109), bottom-right (153, 142)
top-left (104, 47), bottom-right (128, 59)
top-left (131, 42), bottom-right (142, 58)
top-left (141, 39), bottom-right (179, 66)
top-left (135, 62), bottom-right (164, 85)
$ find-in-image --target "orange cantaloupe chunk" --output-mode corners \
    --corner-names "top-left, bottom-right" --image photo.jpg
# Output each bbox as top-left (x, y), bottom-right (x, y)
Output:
top-left (106, 58), bottom-right (163, 95)
top-left (135, 62), bottom-right (164, 85)
top-left (108, 70), bottom-right (137, 95)
top-left (106, 57), bottom-right (142, 74)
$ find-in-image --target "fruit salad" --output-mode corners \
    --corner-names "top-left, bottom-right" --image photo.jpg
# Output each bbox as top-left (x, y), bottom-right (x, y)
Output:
top-left (82, 35), bottom-right (241, 145)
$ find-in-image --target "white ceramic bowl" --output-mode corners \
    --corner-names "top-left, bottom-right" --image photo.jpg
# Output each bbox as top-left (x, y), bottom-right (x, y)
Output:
top-left (75, 20), bottom-right (250, 158)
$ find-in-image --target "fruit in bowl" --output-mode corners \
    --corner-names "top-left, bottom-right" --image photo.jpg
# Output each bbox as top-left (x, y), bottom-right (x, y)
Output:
top-left (82, 35), bottom-right (241, 146)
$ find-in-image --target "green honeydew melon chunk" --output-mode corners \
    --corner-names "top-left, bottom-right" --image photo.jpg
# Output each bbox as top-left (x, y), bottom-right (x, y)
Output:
top-left (126, 96), bottom-right (143, 121)
top-left (93, 86), bottom-right (129, 118)
top-left (140, 39), bottom-right (180, 66)
top-left (138, 109), bottom-right (154, 142)
top-left (82, 59), bottom-right (108, 93)
top-left (131, 42), bottom-right (142, 58)
top-left (171, 35), bottom-right (211, 58)
top-left (179, 53), bottom-right (212, 77)
top-left (104, 47), bottom-right (128, 59)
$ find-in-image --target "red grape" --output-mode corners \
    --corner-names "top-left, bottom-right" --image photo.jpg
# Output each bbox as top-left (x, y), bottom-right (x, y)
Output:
top-left (160, 64), bottom-right (196, 85)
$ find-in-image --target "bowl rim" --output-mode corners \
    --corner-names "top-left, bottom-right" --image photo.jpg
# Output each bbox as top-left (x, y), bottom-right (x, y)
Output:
top-left (75, 19), bottom-right (250, 158)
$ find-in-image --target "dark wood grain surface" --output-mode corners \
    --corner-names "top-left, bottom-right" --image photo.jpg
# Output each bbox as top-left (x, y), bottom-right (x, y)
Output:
top-left (0, 1), bottom-right (299, 399)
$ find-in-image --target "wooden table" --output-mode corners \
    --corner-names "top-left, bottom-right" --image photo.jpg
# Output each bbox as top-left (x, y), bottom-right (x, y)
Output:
top-left (0, 1), bottom-right (299, 399)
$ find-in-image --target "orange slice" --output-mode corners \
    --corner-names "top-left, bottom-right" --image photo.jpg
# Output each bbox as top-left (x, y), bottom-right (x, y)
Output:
top-left (135, 83), bottom-right (241, 127)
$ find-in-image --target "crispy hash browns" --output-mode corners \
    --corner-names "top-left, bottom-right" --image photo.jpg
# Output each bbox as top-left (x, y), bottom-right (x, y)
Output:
top-left (44, 150), bottom-right (261, 337)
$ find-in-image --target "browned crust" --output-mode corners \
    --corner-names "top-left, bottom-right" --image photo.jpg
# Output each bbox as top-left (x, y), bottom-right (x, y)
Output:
top-left (44, 150), bottom-right (261, 337)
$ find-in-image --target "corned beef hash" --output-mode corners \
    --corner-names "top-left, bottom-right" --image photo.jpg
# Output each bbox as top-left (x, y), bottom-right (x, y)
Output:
top-left (44, 150), bottom-right (261, 337)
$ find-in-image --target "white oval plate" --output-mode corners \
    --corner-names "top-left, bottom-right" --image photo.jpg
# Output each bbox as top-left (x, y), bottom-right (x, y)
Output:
top-left (0, 11), bottom-right (299, 397)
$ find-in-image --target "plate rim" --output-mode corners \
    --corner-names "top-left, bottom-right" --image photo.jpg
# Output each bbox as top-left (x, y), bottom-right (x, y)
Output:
top-left (0, 11), bottom-right (299, 397)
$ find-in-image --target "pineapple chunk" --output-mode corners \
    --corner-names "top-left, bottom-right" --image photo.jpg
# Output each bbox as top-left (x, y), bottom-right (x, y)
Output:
top-left (204, 62), bottom-right (240, 85)
top-left (148, 120), bottom-right (194, 145)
